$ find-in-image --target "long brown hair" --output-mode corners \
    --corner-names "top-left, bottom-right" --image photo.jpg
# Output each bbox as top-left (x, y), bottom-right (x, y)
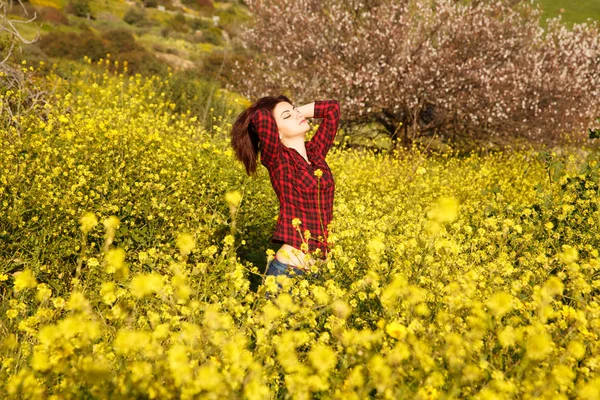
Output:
top-left (230, 95), bottom-right (292, 176)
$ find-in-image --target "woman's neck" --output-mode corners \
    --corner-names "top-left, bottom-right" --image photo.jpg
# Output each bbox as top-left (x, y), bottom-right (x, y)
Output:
top-left (282, 137), bottom-right (310, 163)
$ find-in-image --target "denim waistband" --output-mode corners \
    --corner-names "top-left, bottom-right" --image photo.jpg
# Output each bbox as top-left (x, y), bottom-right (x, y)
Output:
top-left (266, 258), bottom-right (307, 278)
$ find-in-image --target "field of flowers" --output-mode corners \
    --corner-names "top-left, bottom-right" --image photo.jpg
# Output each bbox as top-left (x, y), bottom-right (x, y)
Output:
top-left (1, 62), bottom-right (600, 399)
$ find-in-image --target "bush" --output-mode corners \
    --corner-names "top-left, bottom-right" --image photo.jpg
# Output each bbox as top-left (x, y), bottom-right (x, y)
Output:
top-left (188, 17), bottom-right (212, 31)
top-left (200, 49), bottom-right (250, 85)
top-left (168, 12), bottom-right (189, 33)
top-left (165, 68), bottom-right (242, 129)
top-left (38, 6), bottom-right (70, 25)
top-left (123, 6), bottom-right (148, 26)
top-left (180, 0), bottom-right (214, 13)
top-left (143, 0), bottom-right (158, 8)
top-left (40, 31), bottom-right (106, 61)
top-left (200, 26), bottom-right (222, 45)
top-left (102, 29), bottom-right (142, 54)
top-left (117, 50), bottom-right (169, 76)
top-left (156, 0), bottom-right (177, 11)
top-left (216, 2), bottom-right (251, 38)
top-left (65, 0), bottom-right (91, 18)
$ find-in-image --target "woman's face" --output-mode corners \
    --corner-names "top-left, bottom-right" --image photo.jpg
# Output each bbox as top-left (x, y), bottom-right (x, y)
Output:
top-left (273, 102), bottom-right (310, 141)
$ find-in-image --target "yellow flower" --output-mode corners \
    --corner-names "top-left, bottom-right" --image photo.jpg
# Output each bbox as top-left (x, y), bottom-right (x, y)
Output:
top-left (292, 218), bottom-right (302, 228)
top-left (176, 233), bottom-right (196, 255)
top-left (312, 286), bottom-right (330, 305)
top-left (567, 340), bottom-right (585, 360)
top-left (86, 257), bottom-right (100, 267)
top-left (13, 269), bottom-right (37, 292)
top-left (386, 321), bottom-right (407, 340)
top-left (486, 292), bottom-right (513, 317)
top-left (543, 276), bottom-right (564, 297)
top-left (35, 283), bottom-right (52, 302)
top-left (225, 190), bottom-right (242, 207)
top-left (105, 248), bottom-right (126, 274)
top-left (31, 349), bottom-right (50, 372)
top-left (168, 344), bottom-right (192, 385)
top-left (332, 300), bottom-right (351, 319)
top-left (559, 245), bottom-right (578, 264)
top-left (196, 365), bottom-right (223, 391)
top-left (552, 365), bottom-right (575, 387)
top-left (67, 291), bottom-right (90, 312)
top-left (130, 273), bottom-right (164, 298)
top-left (80, 212), bottom-right (98, 234)
top-left (100, 282), bottom-right (117, 305)
top-left (6, 309), bottom-right (18, 319)
top-left (432, 196), bottom-right (459, 223)
top-left (314, 169), bottom-right (323, 178)
top-left (114, 330), bottom-right (152, 355)
top-left (308, 344), bottom-right (336, 374)
top-left (223, 234), bottom-right (235, 246)
top-left (367, 237), bottom-right (385, 260)
top-left (103, 215), bottom-right (120, 230)
top-left (525, 330), bottom-right (553, 360)
top-left (578, 377), bottom-right (600, 400)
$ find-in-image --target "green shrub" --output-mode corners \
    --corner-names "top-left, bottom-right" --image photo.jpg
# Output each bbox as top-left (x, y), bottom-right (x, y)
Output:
top-left (40, 31), bottom-right (106, 61)
top-left (216, 2), bottom-right (251, 37)
top-left (188, 17), bottom-right (211, 31)
top-left (156, 0), bottom-right (177, 11)
top-left (66, 0), bottom-right (91, 17)
top-left (123, 6), bottom-right (148, 26)
top-left (38, 6), bottom-right (70, 25)
top-left (590, 118), bottom-right (600, 139)
top-left (181, 0), bottom-right (214, 8)
top-left (200, 26), bottom-right (222, 45)
top-left (165, 69), bottom-right (242, 130)
top-left (115, 50), bottom-right (169, 77)
top-left (143, 0), bottom-right (158, 8)
top-left (200, 49), bottom-right (250, 85)
top-left (168, 12), bottom-right (188, 32)
top-left (102, 29), bottom-right (142, 54)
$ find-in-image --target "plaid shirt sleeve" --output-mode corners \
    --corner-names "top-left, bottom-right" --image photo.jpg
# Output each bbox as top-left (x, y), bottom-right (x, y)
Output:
top-left (307, 100), bottom-right (340, 158)
top-left (250, 109), bottom-right (281, 168)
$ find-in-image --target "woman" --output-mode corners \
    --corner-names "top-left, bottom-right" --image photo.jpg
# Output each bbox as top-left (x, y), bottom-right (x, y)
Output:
top-left (230, 96), bottom-right (340, 279)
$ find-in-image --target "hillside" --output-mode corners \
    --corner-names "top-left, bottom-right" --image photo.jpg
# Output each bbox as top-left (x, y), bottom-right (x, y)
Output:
top-left (9, 0), bottom-right (599, 78)
top-left (538, 0), bottom-right (600, 25)
top-left (12, 0), bottom-right (250, 80)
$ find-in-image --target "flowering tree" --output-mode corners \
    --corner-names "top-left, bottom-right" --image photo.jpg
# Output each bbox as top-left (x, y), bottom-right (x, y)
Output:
top-left (233, 0), bottom-right (600, 148)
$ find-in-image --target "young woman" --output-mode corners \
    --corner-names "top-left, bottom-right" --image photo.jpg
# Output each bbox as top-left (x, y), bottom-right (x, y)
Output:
top-left (230, 96), bottom-right (340, 279)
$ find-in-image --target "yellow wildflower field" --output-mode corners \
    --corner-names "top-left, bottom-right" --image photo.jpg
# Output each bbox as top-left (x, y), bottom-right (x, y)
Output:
top-left (1, 63), bottom-right (599, 399)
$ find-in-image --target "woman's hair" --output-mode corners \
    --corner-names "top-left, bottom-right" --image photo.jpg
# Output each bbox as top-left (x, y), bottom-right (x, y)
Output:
top-left (230, 95), bottom-right (292, 176)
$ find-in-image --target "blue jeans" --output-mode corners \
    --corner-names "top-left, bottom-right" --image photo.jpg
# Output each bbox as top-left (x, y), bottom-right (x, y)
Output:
top-left (265, 258), bottom-right (307, 279)
top-left (264, 258), bottom-right (307, 297)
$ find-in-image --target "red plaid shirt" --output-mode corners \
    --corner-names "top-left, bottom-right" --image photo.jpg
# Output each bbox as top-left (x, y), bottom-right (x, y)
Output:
top-left (251, 100), bottom-right (340, 256)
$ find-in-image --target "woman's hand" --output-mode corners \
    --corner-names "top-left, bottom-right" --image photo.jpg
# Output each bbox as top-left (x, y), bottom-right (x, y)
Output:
top-left (297, 103), bottom-right (315, 119)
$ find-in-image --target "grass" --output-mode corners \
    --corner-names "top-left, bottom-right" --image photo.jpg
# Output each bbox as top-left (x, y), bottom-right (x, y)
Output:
top-left (537, 0), bottom-right (600, 25)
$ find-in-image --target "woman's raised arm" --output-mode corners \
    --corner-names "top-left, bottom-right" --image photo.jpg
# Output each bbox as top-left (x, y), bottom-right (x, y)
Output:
top-left (307, 100), bottom-right (340, 159)
top-left (250, 109), bottom-right (282, 168)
